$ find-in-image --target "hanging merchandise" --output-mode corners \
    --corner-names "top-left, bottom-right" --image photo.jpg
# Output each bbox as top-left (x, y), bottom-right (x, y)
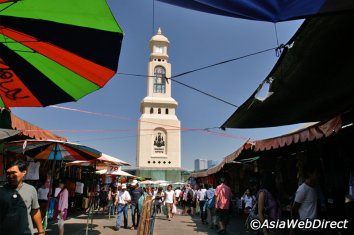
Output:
top-left (75, 181), bottom-right (84, 194)
top-left (349, 170), bottom-right (354, 198)
top-left (48, 198), bottom-right (56, 219)
top-left (104, 175), bottom-right (112, 184)
top-left (24, 161), bottom-right (40, 180)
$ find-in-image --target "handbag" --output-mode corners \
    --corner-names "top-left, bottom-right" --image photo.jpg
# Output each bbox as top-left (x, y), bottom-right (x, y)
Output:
top-left (162, 205), bottom-right (168, 215)
top-left (172, 204), bottom-right (177, 214)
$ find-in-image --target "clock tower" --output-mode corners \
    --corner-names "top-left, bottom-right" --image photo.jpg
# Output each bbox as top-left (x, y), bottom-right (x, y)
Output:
top-left (136, 28), bottom-right (181, 180)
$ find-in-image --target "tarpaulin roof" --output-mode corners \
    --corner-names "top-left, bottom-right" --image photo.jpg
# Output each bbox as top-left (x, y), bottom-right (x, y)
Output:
top-left (0, 108), bottom-right (66, 141)
top-left (192, 116), bottom-right (342, 178)
top-left (190, 141), bottom-right (252, 178)
top-left (254, 116), bottom-right (341, 151)
top-left (0, 128), bottom-right (19, 140)
top-left (157, 0), bottom-right (354, 22)
top-left (222, 13), bottom-right (354, 129)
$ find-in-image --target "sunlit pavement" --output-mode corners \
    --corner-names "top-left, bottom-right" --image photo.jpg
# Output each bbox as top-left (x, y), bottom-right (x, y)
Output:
top-left (44, 208), bottom-right (250, 235)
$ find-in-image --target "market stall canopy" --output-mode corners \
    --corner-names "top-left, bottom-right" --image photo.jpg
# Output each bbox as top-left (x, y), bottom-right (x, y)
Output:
top-left (139, 180), bottom-right (156, 185)
top-left (66, 154), bottom-right (130, 167)
top-left (0, 128), bottom-right (19, 140)
top-left (191, 141), bottom-right (252, 178)
top-left (0, 108), bottom-right (66, 141)
top-left (155, 180), bottom-right (169, 184)
top-left (193, 117), bottom-right (343, 178)
top-left (222, 13), bottom-right (354, 129)
top-left (96, 169), bottom-right (135, 177)
top-left (0, 0), bottom-right (123, 107)
top-left (5, 139), bottom-right (101, 161)
top-left (172, 182), bottom-right (186, 185)
top-left (157, 0), bottom-right (354, 22)
top-left (254, 116), bottom-right (342, 151)
top-left (99, 153), bottom-right (130, 166)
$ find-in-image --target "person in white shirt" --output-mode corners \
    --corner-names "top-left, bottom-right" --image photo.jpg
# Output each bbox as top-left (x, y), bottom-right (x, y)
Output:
top-left (37, 182), bottom-right (49, 219)
top-left (241, 188), bottom-right (256, 222)
top-left (114, 184), bottom-right (131, 230)
top-left (165, 184), bottom-right (176, 221)
top-left (291, 162), bottom-right (320, 235)
top-left (197, 184), bottom-right (208, 223)
top-left (175, 187), bottom-right (182, 206)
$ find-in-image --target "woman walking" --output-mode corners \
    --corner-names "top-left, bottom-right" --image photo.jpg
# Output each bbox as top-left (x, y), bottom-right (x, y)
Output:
top-left (154, 187), bottom-right (164, 214)
top-left (56, 180), bottom-right (68, 235)
top-left (241, 188), bottom-right (256, 223)
top-left (257, 171), bottom-right (282, 235)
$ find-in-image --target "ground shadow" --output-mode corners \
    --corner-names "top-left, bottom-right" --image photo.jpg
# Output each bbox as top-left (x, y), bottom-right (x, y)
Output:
top-left (46, 221), bottom-right (100, 235)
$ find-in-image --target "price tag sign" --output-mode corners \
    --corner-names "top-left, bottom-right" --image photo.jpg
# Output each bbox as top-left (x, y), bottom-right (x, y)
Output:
top-left (106, 166), bottom-right (121, 174)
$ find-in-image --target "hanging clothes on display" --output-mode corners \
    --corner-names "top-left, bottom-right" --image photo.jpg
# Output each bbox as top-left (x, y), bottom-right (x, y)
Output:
top-left (24, 161), bottom-right (40, 180)
top-left (75, 182), bottom-right (84, 194)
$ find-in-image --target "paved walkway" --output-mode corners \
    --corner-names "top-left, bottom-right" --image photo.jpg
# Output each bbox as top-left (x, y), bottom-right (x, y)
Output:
top-left (45, 209), bottom-right (250, 235)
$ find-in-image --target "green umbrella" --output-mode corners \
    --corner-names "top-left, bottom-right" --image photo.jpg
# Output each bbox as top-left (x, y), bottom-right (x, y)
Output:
top-left (0, 0), bottom-right (123, 107)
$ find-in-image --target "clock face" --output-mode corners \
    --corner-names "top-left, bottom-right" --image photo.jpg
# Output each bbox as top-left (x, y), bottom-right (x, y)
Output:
top-left (154, 66), bottom-right (165, 75)
top-left (155, 46), bottom-right (163, 54)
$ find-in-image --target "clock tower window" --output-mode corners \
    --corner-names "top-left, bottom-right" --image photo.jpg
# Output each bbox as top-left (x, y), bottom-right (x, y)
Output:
top-left (153, 66), bottom-right (166, 93)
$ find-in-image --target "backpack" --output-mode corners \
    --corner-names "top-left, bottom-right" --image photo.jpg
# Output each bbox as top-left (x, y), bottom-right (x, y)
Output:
top-left (207, 195), bottom-right (216, 209)
top-left (187, 189), bottom-right (194, 201)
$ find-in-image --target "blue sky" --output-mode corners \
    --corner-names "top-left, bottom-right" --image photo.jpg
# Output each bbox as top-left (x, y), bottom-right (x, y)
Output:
top-left (12, 1), bottom-right (304, 170)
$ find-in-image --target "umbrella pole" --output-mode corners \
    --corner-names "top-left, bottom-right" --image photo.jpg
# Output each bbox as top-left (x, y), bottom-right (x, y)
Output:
top-left (45, 144), bottom-right (58, 227)
top-left (91, 161), bottom-right (96, 229)
top-left (85, 160), bottom-right (96, 235)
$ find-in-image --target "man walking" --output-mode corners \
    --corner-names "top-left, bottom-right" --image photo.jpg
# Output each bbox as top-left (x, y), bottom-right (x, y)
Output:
top-left (215, 178), bottom-right (232, 234)
top-left (206, 184), bottom-right (216, 229)
top-left (114, 184), bottom-right (131, 231)
top-left (0, 160), bottom-right (45, 235)
top-left (291, 162), bottom-right (321, 235)
top-left (197, 184), bottom-right (207, 224)
top-left (129, 180), bottom-right (143, 230)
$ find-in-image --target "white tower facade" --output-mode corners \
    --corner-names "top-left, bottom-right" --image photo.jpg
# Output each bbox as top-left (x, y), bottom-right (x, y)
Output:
top-left (136, 28), bottom-right (181, 169)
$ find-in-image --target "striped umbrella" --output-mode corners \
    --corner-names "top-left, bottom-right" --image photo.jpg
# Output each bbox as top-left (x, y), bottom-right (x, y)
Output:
top-left (4, 139), bottom-right (102, 161)
top-left (0, 0), bottom-right (123, 107)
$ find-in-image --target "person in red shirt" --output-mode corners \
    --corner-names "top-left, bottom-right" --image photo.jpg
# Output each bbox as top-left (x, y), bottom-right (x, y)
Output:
top-left (215, 177), bottom-right (232, 234)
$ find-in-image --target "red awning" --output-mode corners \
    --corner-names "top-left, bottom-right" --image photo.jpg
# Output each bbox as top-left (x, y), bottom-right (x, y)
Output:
top-left (254, 116), bottom-right (341, 151)
top-left (0, 108), bottom-right (67, 141)
top-left (191, 117), bottom-right (342, 178)
top-left (10, 112), bottom-right (67, 141)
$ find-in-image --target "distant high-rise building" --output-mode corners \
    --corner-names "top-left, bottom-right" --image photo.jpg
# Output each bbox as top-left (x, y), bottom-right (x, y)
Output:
top-left (208, 160), bottom-right (218, 168)
top-left (194, 159), bottom-right (208, 171)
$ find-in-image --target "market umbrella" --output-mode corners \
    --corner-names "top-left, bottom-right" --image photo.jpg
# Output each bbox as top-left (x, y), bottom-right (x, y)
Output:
top-left (140, 180), bottom-right (156, 185)
top-left (0, 0), bottom-right (123, 107)
top-left (4, 139), bottom-right (103, 231)
top-left (173, 182), bottom-right (186, 185)
top-left (66, 153), bottom-right (130, 167)
top-left (95, 169), bottom-right (135, 178)
top-left (4, 139), bottom-right (102, 161)
top-left (157, 0), bottom-right (354, 22)
top-left (155, 180), bottom-right (169, 184)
